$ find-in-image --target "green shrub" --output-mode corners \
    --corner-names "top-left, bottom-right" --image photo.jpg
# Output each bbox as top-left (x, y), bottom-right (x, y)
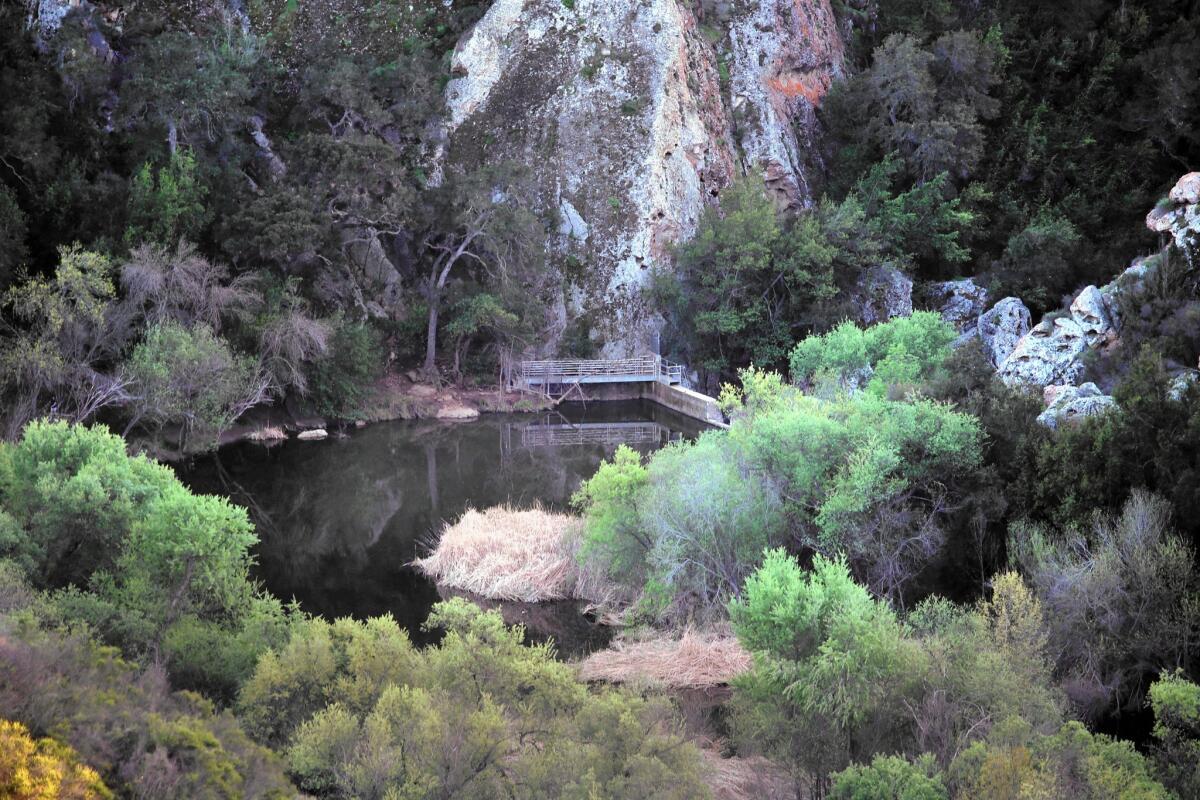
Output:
top-left (308, 318), bottom-right (384, 420)
top-left (0, 421), bottom-right (289, 694)
top-left (831, 754), bottom-right (948, 800)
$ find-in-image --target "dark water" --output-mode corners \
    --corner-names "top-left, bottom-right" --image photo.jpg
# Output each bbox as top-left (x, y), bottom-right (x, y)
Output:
top-left (175, 400), bottom-right (706, 657)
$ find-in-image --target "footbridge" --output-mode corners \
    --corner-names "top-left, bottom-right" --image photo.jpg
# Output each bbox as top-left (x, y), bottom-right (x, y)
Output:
top-left (513, 355), bottom-right (727, 428)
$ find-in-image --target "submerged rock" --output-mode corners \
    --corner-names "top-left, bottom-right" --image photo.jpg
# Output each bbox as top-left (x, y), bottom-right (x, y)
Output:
top-left (978, 297), bottom-right (1031, 367)
top-left (997, 317), bottom-right (1088, 388)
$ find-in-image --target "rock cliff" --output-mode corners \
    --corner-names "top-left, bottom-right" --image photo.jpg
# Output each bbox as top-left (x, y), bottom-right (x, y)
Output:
top-left (440, 0), bottom-right (844, 356)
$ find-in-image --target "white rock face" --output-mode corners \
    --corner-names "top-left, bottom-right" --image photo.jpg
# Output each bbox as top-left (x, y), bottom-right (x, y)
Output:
top-left (25, 0), bottom-right (74, 37)
top-left (929, 278), bottom-right (989, 333)
top-left (1036, 382), bottom-right (1116, 430)
top-left (1069, 285), bottom-right (1118, 347)
top-left (441, 0), bottom-right (843, 355)
top-left (1169, 172), bottom-right (1200, 205)
top-left (727, 0), bottom-right (844, 207)
top-left (851, 265), bottom-right (913, 325)
top-left (297, 428), bottom-right (329, 441)
top-left (997, 317), bottom-right (1088, 388)
top-left (1147, 174), bottom-right (1200, 257)
top-left (977, 297), bottom-right (1031, 366)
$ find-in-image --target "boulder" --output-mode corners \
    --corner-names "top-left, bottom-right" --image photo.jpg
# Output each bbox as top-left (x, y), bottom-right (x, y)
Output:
top-left (852, 265), bottom-right (913, 326)
top-left (297, 428), bottom-right (329, 440)
top-left (928, 278), bottom-right (990, 333)
top-left (1069, 285), bottom-right (1118, 346)
top-left (1036, 382), bottom-right (1116, 430)
top-left (997, 316), bottom-right (1088, 388)
top-left (1168, 172), bottom-right (1200, 205)
top-left (977, 297), bottom-right (1031, 366)
top-left (436, 404), bottom-right (480, 421)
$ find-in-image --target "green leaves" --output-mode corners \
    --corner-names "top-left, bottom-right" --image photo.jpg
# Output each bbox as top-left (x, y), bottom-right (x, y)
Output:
top-left (124, 151), bottom-right (210, 248)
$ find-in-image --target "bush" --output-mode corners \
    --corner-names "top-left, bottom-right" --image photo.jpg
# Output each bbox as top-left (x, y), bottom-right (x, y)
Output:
top-left (0, 421), bottom-right (289, 695)
top-left (1010, 491), bottom-right (1200, 719)
top-left (726, 370), bottom-right (983, 600)
top-left (948, 718), bottom-right (1172, 799)
top-left (573, 435), bottom-right (786, 623)
top-left (1148, 671), bottom-right (1200, 798)
top-left (242, 601), bottom-right (712, 798)
top-left (728, 551), bottom-right (917, 794)
top-left (308, 318), bottom-right (384, 420)
top-left (788, 312), bottom-right (956, 395)
top-left (0, 719), bottom-right (111, 800)
top-left (124, 320), bottom-right (265, 451)
top-left (0, 621), bottom-right (293, 799)
top-left (831, 754), bottom-right (947, 800)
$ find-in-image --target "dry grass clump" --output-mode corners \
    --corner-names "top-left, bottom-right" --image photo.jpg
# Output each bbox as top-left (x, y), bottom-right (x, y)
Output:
top-left (701, 749), bottom-right (798, 800)
top-left (577, 628), bottom-right (752, 689)
top-left (414, 505), bottom-right (590, 602)
top-left (246, 426), bottom-right (286, 441)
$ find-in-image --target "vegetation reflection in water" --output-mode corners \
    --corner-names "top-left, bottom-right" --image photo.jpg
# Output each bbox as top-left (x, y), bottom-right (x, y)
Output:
top-left (176, 400), bottom-right (706, 657)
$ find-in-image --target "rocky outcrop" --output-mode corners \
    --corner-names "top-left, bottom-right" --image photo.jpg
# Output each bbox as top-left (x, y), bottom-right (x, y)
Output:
top-left (441, 0), bottom-right (844, 355)
top-left (1147, 172), bottom-right (1200, 258)
top-left (976, 297), bottom-right (1030, 367)
top-left (851, 265), bottom-right (913, 325)
top-left (1036, 382), bottom-right (1116, 430)
top-left (997, 317), bottom-right (1088, 387)
top-left (929, 278), bottom-right (990, 334)
top-left (1068, 285), bottom-right (1118, 347)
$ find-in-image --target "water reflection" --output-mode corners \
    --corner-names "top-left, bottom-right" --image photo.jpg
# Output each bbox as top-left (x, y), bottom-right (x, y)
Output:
top-left (175, 400), bottom-right (704, 656)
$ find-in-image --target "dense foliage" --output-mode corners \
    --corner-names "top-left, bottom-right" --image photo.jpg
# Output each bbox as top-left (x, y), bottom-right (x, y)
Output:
top-left (1, 0), bottom-right (1199, 797)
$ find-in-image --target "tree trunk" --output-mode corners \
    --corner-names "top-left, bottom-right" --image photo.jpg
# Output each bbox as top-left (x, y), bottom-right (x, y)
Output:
top-left (424, 288), bottom-right (440, 377)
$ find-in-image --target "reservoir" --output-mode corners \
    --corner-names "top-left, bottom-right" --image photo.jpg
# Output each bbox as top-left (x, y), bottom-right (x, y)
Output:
top-left (176, 400), bottom-right (707, 656)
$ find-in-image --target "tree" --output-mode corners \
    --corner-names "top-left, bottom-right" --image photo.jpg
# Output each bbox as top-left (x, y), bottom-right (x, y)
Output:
top-left (662, 175), bottom-right (851, 381)
top-left (417, 167), bottom-right (544, 378)
top-left (724, 368), bottom-right (983, 602)
top-left (826, 30), bottom-right (1001, 186)
top-left (306, 318), bottom-right (383, 420)
top-left (124, 150), bottom-right (209, 248)
top-left (117, 27), bottom-right (257, 159)
top-left (0, 246), bottom-right (128, 438)
top-left (0, 421), bottom-right (287, 693)
top-left (995, 209), bottom-right (1081, 311)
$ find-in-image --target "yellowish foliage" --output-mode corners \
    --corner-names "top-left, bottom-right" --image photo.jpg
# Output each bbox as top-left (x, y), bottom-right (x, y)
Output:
top-left (0, 720), bottom-right (111, 800)
top-left (980, 571), bottom-right (1049, 670)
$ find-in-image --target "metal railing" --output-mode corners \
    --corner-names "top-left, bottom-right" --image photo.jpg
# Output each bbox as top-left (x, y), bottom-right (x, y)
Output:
top-left (516, 355), bottom-right (683, 387)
